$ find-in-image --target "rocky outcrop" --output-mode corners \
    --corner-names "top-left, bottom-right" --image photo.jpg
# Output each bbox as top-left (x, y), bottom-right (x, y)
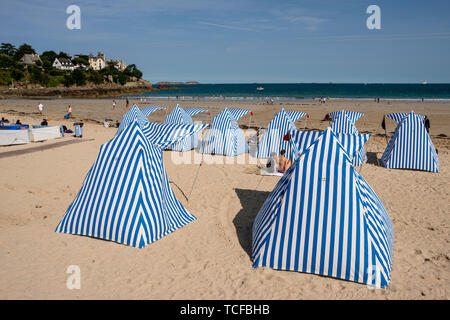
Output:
top-left (0, 79), bottom-right (156, 98)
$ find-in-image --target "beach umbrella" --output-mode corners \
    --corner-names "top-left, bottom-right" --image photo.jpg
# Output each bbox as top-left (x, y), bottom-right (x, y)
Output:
top-left (252, 128), bottom-right (394, 288)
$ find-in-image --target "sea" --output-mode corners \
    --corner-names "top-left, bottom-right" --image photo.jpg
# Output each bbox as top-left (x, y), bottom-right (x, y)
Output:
top-left (132, 83), bottom-right (450, 102)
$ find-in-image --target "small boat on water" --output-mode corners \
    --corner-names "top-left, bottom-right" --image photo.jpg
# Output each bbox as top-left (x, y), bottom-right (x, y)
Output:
top-left (256, 86), bottom-right (264, 91)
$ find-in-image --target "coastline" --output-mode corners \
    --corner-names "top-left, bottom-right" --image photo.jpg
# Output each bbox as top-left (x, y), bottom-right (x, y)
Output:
top-left (0, 80), bottom-right (157, 99)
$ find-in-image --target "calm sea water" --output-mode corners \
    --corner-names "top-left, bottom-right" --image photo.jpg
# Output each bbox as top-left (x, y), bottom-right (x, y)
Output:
top-left (134, 83), bottom-right (450, 101)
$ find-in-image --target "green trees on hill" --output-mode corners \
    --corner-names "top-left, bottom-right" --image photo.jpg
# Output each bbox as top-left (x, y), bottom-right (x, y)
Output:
top-left (0, 42), bottom-right (144, 87)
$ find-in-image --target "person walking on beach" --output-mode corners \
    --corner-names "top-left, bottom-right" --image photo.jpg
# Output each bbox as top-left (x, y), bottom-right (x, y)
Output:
top-left (126, 98), bottom-right (129, 108)
top-left (38, 102), bottom-right (43, 116)
top-left (112, 99), bottom-right (116, 109)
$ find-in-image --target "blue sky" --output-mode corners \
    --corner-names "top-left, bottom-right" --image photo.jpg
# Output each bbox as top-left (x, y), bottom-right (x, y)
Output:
top-left (1, 0), bottom-right (450, 83)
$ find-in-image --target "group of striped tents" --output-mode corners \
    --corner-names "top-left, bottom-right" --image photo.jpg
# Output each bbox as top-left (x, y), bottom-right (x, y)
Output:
top-left (55, 104), bottom-right (439, 288)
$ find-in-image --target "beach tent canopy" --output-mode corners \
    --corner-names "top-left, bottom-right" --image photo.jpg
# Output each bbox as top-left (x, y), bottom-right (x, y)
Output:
top-left (55, 119), bottom-right (207, 248)
top-left (252, 128), bottom-right (394, 288)
top-left (381, 111), bottom-right (439, 172)
top-left (163, 104), bottom-right (206, 151)
top-left (184, 108), bottom-right (208, 117)
top-left (257, 108), bottom-right (307, 160)
top-left (329, 110), bottom-right (364, 124)
top-left (116, 105), bottom-right (150, 135)
top-left (286, 111), bottom-right (308, 123)
top-left (385, 112), bottom-right (425, 123)
top-left (331, 113), bottom-right (359, 134)
top-left (227, 108), bottom-right (251, 121)
top-left (199, 108), bottom-right (248, 156)
top-left (140, 106), bottom-right (167, 117)
top-left (290, 130), bottom-right (371, 167)
top-left (330, 112), bottom-right (369, 166)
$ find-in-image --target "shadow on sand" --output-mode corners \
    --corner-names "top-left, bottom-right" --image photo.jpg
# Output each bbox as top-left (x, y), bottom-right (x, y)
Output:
top-left (233, 188), bottom-right (270, 259)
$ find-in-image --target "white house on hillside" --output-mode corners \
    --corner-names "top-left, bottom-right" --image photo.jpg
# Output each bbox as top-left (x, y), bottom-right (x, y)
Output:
top-left (53, 57), bottom-right (75, 71)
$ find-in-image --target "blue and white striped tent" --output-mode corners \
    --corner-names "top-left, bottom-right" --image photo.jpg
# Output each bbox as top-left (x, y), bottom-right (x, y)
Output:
top-left (116, 105), bottom-right (149, 135)
top-left (286, 111), bottom-right (308, 123)
top-left (252, 128), bottom-right (393, 288)
top-left (290, 130), bottom-right (372, 167)
top-left (184, 108), bottom-right (208, 117)
top-left (199, 108), bottom-right (248, 156)
top-left (164, 104), bottom-right (206, 151)
top-left (329, 110), bottom-right (364, 125)
top-left (330, 113), bottom-right (369, 166)
top-left (331, 112), bottom-right (358, 134)
top-left (385, 112), bottom-right (425, 123)
top-left (381, 111), bottom-right (439, 172)
top-left (227, 108), bottom-right (251, 121)
top-left (257, 109), bottom-right (307, 160)
top-left (140, 106), bottom-right (167, 117)
top-left (55, 120), bottom-right (208, 248)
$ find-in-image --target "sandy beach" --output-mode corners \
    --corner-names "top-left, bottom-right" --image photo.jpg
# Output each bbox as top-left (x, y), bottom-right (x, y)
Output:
top-left (0, 98), bottom-right (449, 299)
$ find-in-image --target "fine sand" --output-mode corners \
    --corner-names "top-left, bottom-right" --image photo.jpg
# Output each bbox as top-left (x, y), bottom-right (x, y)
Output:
top-left (0, 98), bottom-right (449, 299)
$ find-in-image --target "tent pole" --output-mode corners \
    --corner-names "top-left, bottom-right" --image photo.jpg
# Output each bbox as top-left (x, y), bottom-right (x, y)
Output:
top-left (187, 158), bottom-right (203, 201)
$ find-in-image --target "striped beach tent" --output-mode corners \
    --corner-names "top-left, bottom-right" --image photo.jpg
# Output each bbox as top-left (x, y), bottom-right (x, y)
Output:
top-left (385, 112), bottom-right (425, 123)
top-left (143, 121), bottom-right (209, 149)
top-left (331, 113), bottom-right (358, 134)
top-left (184, 108), bottom-right (208, 117)
top-left (286, 111), bottom-right (308, 123)
top-left (228, 108), bottom-right (251, 121)
top-left (290, 130), bottom-right (371, 167)
top-left (55, 120), bottom-right (207, 248)
top-left (257, 109), bottom-right (307, 160)
top-left (116, 105), bottom-right (149, 135)
top-left (140, 106), bottom-right (167, 117)
top-left (164, 104), bottom-right (204, 151)
top-left (199, 108), bottom-right (248, 156)
top-left (381, 111), bottom-right (439, 172)
top-left (329, 110), bottom-right (364, 124)
top-left (330, 113), bottom-right (369, 166)
top-left (252, 128), bottom-right (394, 288)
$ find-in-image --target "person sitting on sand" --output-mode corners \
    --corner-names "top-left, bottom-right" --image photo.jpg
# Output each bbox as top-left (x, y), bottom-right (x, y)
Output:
top-left (41, 118), bottom-right (48, 126)
top-left (68, 105), bottom-right (72, 118)
top-left (16, 119), bottom-right (22, 125)
top-left (278, 150), bottom-right (292, 173)
top-left (1, 117), bottom-right (9, 124)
